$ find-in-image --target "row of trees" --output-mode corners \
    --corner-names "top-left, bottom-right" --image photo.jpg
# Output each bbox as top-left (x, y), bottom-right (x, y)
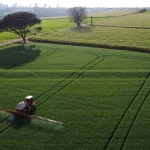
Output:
top-left (0, 7), bottom-right (87, 44)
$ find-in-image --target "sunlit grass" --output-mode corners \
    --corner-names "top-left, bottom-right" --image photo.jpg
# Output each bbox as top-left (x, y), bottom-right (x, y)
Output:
top-left (94, 13), bottom-right (150, 28)
top-left (0, 32), bottom-right (19, 42)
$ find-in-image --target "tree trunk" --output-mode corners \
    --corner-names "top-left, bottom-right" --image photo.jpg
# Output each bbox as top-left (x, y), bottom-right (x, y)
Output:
top-left (77, 21), bottom-right (80, 27)
top-left (23, 37), bottom-right (26, 44)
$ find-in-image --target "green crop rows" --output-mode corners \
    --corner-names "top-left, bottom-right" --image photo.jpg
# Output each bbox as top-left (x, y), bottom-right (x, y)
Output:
top-left (0, 43), bottom-right (149, 150)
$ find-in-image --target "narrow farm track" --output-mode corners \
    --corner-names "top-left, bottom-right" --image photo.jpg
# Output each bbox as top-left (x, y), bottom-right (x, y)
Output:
top-left (105, 72), bottom-right (150, 150)
top-left (0, 112), bottom-right (14, 134)
top-left (36, 52), bottom-right (105, 107)
top-left (0, 116), bottom-right (11, 125)
top-left (0, 52), bottom-right (105, 135)
top-left (0, 122), bottom-right (13, 134)
top-left (0, 38), bottom-right (24, 47)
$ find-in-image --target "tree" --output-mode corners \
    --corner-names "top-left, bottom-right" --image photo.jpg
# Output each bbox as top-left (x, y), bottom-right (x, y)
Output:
top-left (0, 19), bottom-right (5, 31)
top-left (139, 9), bottom-right (147, 13)
top-left (0, 11), bottom-right (41, 44)
top-left (67, 7), bottom-right (87, 27)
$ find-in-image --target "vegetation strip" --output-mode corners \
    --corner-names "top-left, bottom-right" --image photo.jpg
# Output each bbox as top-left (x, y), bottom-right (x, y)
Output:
top-left (93, 24), bottom-right (150, 29)
top-left (105, 72), bottom-right (150, 150)
top-left (29, 38), bottom-right (150, 53)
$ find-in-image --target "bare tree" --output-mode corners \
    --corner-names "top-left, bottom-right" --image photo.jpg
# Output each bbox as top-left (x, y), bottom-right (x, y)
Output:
top-left (67, 7), bottom-right (87, 27)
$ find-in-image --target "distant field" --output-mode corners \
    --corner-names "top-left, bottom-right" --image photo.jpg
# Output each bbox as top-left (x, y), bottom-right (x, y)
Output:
top-left (30, 24), bottom-right (150, 52)
top-left (1, 10), bottom-right (150, 53)
top-left (145, 10), bottom-right (150, 14)
top-left (88, 10), bottom-right (138, 17)
top-left (35, 19), bottom-right (75, 32)
top-left (0, 18), bottom-right (76, 42)
top-left (94, 13), bottom-right (150, 27)
top-left (0, 43), bottom-right (150, 150)
top-left (0, 10), bottom-right (139, 43)
top-left (28, 11), bottom-right (150, 53)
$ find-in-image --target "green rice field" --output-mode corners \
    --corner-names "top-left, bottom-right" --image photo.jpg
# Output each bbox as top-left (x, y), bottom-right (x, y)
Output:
top-left (0, 43), bottom-right (149, 150)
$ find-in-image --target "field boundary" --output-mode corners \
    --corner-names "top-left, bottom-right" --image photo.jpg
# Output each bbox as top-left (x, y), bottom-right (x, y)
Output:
top-left (1, 35), bottom-right (150, 54)
top-left (92, 24), bottom-right (150, 30)
top-left (29, 38), bottom-right (150, 53)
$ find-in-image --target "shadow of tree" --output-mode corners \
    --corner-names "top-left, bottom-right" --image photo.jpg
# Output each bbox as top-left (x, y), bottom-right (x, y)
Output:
top-left (71, 26), bottom-right (92, 33)
top-left (0, 45), bottom-right (41, 69)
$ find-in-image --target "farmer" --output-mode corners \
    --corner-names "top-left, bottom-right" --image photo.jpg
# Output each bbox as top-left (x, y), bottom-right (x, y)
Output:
top-left (15, 95), bottom-right (36, 115)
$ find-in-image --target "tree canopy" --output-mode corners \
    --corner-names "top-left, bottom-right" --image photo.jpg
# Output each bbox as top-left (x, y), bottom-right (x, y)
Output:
top-left (67, 7), bottom-right (87, 27)
top-left (0, 11), bottom-right (41, 43)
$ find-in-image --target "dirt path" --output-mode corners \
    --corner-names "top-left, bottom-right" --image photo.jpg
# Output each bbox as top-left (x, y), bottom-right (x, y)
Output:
top-left (0, 37), bottom-right (30, 47)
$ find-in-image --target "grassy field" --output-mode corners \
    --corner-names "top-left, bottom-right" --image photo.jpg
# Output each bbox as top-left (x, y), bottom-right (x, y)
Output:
top-left (88, 10), bottom-right (138, 17)
top-left (94, 13), bottom-right (150, 27)
top-left (0, 32), bottom-right (20, 42)
top-left (35, 19), bottom-right (75, 32)
top-left (0, 19), bottom-right (76, 42)
top-left (0, 43), bottom-right (149, 150)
